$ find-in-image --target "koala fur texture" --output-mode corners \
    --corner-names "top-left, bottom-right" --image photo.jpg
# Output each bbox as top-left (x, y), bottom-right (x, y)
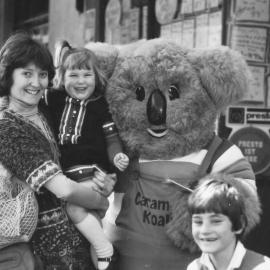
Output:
top-left (86, 39), bottom-right (259, 270)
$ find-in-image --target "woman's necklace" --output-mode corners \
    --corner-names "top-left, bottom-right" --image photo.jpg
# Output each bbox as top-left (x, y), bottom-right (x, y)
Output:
top-left (19, 110), bottom-right (39, 118)
top-left (8, 96), bottom-right (39, 117)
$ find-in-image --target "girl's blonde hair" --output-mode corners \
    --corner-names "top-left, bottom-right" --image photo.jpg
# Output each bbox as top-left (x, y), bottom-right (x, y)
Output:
top-left (54, 40), bottom-right (107, 97)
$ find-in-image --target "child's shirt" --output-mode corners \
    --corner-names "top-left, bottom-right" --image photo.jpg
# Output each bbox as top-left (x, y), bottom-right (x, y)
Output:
top-left (43, 89), bottom-right (123, 172)
top-left (187, 241), bottom-right (270, 270)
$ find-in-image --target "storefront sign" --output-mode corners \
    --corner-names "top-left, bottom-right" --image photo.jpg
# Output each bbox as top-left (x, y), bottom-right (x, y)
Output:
top-left (227, 107), bottom-right (270, 125)
top-left (246, 108), bottom-right (270, 124)
top-left (230, 127), bottom-right (270, 174)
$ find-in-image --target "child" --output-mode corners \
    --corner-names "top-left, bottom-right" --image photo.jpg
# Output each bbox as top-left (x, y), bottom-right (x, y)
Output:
top-left (44, 40), bottom-right (129, 270)
top-left (187, 174), bottom-right (270, 270)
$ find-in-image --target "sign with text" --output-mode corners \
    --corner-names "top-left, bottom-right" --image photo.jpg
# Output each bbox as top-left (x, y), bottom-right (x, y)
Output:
top-left (246, 108), bottom-right (270, 124)
top-left (230, 26), bottom-right (267, 62)
top-left (230, 127), bottom-right (270, 174)
top-left (234, 0), bottom-right (269, 22)
top-left (243, 65), bottom-right (265, 102)
top-left (227, 107), bottom-right (270, 125)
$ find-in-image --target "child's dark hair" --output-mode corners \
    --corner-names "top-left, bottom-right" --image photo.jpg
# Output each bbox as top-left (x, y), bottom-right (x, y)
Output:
top-left (55, 41), bottom-right (107, 97)
top-left (0, 32), bottom-right (55, 97)
top-left (188, 175), bottom-right (247, 237)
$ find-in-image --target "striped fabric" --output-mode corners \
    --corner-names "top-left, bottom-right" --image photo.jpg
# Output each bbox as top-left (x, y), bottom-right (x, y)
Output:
top-left (58, 97), bottom-right (91, 144)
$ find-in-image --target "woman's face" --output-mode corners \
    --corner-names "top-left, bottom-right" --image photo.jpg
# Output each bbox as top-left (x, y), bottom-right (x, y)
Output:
top-left (64, 68), bottom-right (96, 100)
top-left (10, 63), bottom-right (49, 107)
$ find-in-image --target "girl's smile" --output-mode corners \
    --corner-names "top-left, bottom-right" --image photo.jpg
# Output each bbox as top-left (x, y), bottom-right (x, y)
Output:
top-left (64, 69), bottom-right (96, 100)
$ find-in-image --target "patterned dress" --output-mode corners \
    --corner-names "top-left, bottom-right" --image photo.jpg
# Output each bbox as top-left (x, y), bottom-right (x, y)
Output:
top-left (0, 109), bottom-right (95, 270)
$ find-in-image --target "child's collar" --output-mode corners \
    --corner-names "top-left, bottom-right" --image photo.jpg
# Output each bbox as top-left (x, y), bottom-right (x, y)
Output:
top-left (66, 94), bottom-right (102, 103)
top-left (199, 241), bottom-right (246, 270)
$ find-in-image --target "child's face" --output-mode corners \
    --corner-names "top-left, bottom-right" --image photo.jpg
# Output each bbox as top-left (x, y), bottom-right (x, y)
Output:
top-left (64, 68), bottom-right (95, 100)
top-left (192, 212), bottom-right (241, 257)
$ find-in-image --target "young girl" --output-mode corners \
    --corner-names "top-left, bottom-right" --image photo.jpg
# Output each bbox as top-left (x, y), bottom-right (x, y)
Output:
top-left (187, 174), bottom-right (270, 270)
top-left (44, 40), bottom-right (129, 270)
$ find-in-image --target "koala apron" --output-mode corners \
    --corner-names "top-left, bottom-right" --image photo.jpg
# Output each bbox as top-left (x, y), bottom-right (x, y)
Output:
top-left (106, 136), bottom-right (255, 270)
top-left (113, 159), bottom-right (200, 270)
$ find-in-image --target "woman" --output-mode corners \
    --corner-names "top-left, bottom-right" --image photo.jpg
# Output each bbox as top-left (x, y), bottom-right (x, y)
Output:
top-left (0, 32), bottom-right (115, 269)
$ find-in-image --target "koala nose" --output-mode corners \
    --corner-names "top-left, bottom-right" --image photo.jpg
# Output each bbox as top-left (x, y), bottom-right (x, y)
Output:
top-left (147, 89), bottom-right (166, 125)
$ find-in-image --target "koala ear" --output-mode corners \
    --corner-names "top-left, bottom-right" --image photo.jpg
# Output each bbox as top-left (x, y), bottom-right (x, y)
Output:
top-left (85, 42), bottom-right (119, 78)
top-left (187, 46), bottom-right (251, 110)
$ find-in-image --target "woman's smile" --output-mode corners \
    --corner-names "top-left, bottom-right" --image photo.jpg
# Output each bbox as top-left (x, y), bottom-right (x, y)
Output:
top-left (25, 88), bottom-right (43, 95)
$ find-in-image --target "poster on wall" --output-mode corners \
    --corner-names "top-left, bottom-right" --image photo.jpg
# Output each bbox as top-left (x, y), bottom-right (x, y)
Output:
top-left (229, 25), bottom-right (267, 63)
top-left (234, 0), bottom-right (269, 22)
top-left (243, 65), bottom-right (266, 102)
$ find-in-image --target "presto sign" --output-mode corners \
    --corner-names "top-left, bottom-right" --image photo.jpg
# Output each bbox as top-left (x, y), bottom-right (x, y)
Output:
top-left (226, 107), bottom-right (270, 175)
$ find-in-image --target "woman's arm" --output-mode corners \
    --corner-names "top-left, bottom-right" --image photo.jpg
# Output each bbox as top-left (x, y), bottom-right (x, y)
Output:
top-left (0, 115), bottom-right (109, 211)
top-left (44, 173), bottom-right (109, 211)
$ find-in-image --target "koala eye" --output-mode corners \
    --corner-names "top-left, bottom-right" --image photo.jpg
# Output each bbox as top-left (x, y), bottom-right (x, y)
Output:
top-left (135, 86), bottom-right (145, 101)
top-left (168, 85), bottom-right (179, 100)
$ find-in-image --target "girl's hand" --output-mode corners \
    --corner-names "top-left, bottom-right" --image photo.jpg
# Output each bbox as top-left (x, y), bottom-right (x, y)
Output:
top-left (92, 171), bottom-right (116, 197)
top-left (113, 153), bottom-right (129, 171)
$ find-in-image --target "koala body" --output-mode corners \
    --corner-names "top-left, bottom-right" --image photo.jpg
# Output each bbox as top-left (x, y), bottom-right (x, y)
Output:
top-left (86, 39), bottom-right (258, 270)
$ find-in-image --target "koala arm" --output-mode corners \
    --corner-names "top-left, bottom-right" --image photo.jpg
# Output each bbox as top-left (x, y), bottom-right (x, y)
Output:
top-left (103, 121), bottom-right (125, 164)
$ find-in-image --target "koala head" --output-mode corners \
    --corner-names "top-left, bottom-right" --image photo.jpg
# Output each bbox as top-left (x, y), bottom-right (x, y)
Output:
top-left (87, 39), bottom-right (250, 160)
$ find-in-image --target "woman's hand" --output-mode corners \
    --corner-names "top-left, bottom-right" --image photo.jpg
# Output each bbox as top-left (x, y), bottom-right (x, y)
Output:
top-left (113, 153), bottom-right (129, 171)
top-left (92, 171), bottom-right (117, 197)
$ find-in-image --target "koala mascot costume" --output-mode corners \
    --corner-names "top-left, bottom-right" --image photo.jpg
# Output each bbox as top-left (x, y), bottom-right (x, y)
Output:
top-left (84, 39), bottom-right (259, 270)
